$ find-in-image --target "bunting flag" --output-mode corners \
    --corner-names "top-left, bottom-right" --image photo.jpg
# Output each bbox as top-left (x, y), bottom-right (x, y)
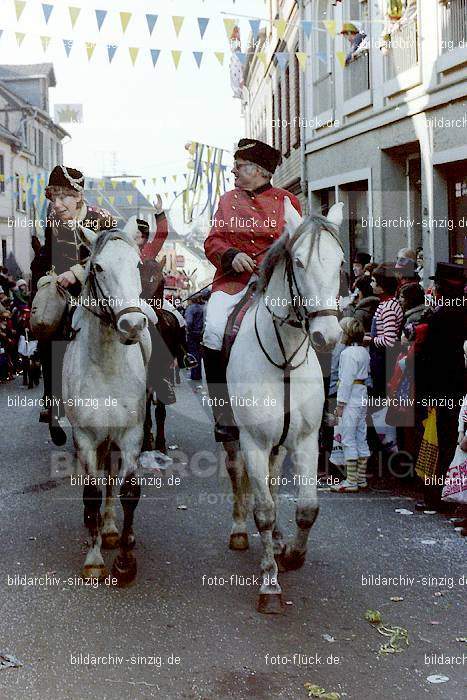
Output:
top-left (86, 42), bottom-right (96, 61)
top-left (257, 51), bottom-right (267, 70)
top-left (274, 18), bottom-right (287, 39)
top-left (129, 47), bottom-right (139, 66)
top-left (193, 51), bottom-right (203, 68)
top-left (68, 7), bottom-right (81, 29)
top-left (249, 19), bottom-right (261, 41)
top-left (0, 30), bottom-right (3, 42)
top-left (323, 20), bottom-right (337, 38)
top-left (236, 52), bottom-right (247, 65)
top-left (97, 195), bottom-right (103, 205)
top-left (172, 16), bottom-right (184, 37)
top-left (223, 18), bottom-right (236, 41)
top-left (15, 1), bottom-right (26, 22)
top-left (111, 180), bottom-right (118, 189)
top-left (120, 11), bottom-right (132, 33)
top-left (108, 196), bottom-right (115, 205)
top-left (127, 195), bottom-right (133, 204)
top-left (150, 48), bottom-right (160, 67)
top-left (197, 17), bottom-right (209, 39)
top-left (171, 50), bottom-right (181, 69)
top-left (40, 35), bottom-right (50, 52)
top-left (63, 39), bottom-right (73, 57)
top-left (95, 9), bottom-right (107, 31)
top-left (295, 51), bottom-right (307, 71)
top-left (42, 3), bottom-right (54, 24)
top-left (275, 52), bottom-right (289, 71)
top-left (302, 20), bottom-right (313, 39)
top-left (336, 50), bottom-right (346, 68)
top-left (214, 51), bottom-right (225, 65)
top-left (107, 45), bottom-right (117, 63)
top-left (146, 14), bottom-right (158, 36)
top-left (15, 32), bottom-right (26, 46)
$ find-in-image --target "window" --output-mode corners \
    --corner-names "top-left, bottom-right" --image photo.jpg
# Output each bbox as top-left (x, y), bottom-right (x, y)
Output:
top-left (293, 49), bottom-right (301, 148)
top-left (1, 239), bottom-right (6, 266)
top-left (49, 138), bottom-right (54, 169)
top-left (284, 66), bottom-right (291, 156)
top-left (38, 131), bottom-right (44, 167)
top-left (277, 77), bottom-right (283, 154)
top-left (56, 141), bottom-right (61, 165)
top-left (0, 154), bottom-right (4, 193)
top-left (15, 174), bottom-right (26, 212)
top-left (312, 0), bottom-right (334, 115)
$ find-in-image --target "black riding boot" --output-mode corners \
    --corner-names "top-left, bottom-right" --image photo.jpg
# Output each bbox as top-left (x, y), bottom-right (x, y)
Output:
top-left (202, 346), bottom-right (239, 443)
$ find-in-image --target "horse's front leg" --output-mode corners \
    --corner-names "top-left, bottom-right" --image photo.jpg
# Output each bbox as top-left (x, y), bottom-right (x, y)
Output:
top-left (225, 442), bottom-right (250, 551)
top-left (142, 391), bottom-right (155, 452)
top-left (269, 446), bottom-right (287, 556)
top-left (101, 450), bottom-right (120, 550)
top-left (77, 434), bottom-right (107, 580)
top-left (243, 439), bottom-right (283, 614)
top-left (155, 399), bottom-right (167, 454)
top-left (112, 435), bottom-right (141, 586)
top-left (277, 433), bottom-right (319, 572)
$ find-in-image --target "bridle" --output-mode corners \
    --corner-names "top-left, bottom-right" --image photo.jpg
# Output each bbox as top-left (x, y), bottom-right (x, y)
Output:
top-left (254, 239), bottom-right (340, 454)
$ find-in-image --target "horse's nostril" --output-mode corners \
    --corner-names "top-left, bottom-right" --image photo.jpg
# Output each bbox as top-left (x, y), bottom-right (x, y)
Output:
top-left (119, 318), bottom-right (131, 332)
top-left (312, 331), bottom-right (325, 347)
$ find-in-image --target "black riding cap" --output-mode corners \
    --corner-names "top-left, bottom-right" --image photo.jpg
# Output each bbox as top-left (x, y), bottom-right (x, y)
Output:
top-left (46, 165), bottom-right (85, 199)
top-left (234, 138), bottom-right (281, 174)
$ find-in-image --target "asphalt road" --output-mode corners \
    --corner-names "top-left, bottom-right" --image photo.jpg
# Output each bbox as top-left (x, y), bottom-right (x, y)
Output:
top-left (0, 373), bottom-right (465, 700)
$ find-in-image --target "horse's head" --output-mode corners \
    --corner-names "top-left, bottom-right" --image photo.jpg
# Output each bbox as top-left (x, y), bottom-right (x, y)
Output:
top-left (140, 255), bottom-right (166, 304)
top-left (284, 197), bottom-right (344, 351)
top-left (87, 223), bottom-right (156, 344)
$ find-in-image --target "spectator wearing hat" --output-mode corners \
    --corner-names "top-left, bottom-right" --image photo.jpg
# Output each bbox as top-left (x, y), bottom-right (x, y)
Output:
top-left (202, 137), bottom-right (302, 443)
top-left (350, 276), bottom-right (380, 333)
top-left (416, 262), bottom-right (466, 508)
top-left (340, 22), bottom-right (368, 65)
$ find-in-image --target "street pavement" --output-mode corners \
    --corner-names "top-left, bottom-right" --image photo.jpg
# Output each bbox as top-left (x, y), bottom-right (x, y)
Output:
top-left (0, 373), bottom-right (465, 700)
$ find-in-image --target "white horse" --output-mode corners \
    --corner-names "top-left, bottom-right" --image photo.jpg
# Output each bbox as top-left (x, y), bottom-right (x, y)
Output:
top-left (63, 218), bottom-right (156, 585)
top-left (226, 200), bottom-right (344, 613)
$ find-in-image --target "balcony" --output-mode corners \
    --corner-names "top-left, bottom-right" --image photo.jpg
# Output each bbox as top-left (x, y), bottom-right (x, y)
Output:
top-left (344, 50), bottom-right (370, 101)
top-left (312, 74), bottom-right (333, 117)
top-left (384, 16), bottom-right (418, 81)
top-left (440, 0), bottom-right (467, 51)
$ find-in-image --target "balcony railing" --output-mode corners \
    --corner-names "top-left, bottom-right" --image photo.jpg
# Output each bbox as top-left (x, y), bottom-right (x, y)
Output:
top-left (384, 16), bottom-right (418, 80)
top-left (344, 50), bottom-right (370, 101)
top-left (440, 0), bottom-right (467, 51)
top-left (312, 73), bottom-right (333, 115)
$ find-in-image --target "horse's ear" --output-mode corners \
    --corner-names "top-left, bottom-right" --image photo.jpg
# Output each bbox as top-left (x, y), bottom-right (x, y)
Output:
top-left (123, 215), bottom-right (139, 240)
top-left (327, 202), bottom-right (344, 227)
top-left (283, 196), bottom-right (303, 236)
top-left (159, 254), bottom-right (167, 268)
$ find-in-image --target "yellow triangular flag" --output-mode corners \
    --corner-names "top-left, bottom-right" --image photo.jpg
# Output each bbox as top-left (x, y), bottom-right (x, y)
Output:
top-left (336, 50), bottom-right (346, 68)
top-left (15, 32), bottom-right (26, 47)
top-left (86, 42), bottom-right (96, 61)
top-left (120, 12), bottom-right (132, 34)
top-left (15, 1), bottom-right (26, 22)
top-left (108, 196), bottom-right (115, 205)
top-left (257, 51), bottom-right (267, 70)
top-left (171, 50), bottom-right (181, 69)
top-left (69, 7), bottom-right (81, 29)
top-left (98, 179), bottom-right (105, 189)
top-left (274, 18), bottom-right (287, 39)
top-left (172, 175), bottom-right (177, 183)
top-left (127, 195), bottom-right (133, 204)
top-left (214, 51), bottom-right (225, 65)
top-left (131, 179), bottom-right (137, 187)
top-left (40, 36), bottom-right (51, 52)
top-left (111, 180), bottom-right (118, 189)
top-left (97, 195), bottom-right (103, 205)
top-left (223, 18), bottom-right (236, 41)
top-left (323, 20), bottom-right (336, 38)
top-left (172, 16), bottom-right (184, 37)
top-left (129, 47), bottom-right (139, 66)
top-left (295, 51), bottom-right (307, 71)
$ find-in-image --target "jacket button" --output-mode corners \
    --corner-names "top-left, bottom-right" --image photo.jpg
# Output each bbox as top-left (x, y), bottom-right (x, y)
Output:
top-left (232, 205), bottom-right (236, 210)
top-left (250, 239), bottom-right (255, 244)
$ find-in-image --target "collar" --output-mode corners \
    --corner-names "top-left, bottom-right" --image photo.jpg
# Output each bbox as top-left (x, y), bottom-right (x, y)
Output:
top-left (244, 182), bottom-right (273, 198)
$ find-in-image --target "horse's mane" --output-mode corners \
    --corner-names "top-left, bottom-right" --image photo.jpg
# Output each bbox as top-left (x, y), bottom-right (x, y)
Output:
top-left (91, 228), bottom-right (139, 259)
top-left (255, 214), bottom-right (341, 296)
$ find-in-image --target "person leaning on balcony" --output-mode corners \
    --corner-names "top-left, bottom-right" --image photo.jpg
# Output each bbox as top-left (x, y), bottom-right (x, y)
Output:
top-left (340, 22), bottom-right (367, 65)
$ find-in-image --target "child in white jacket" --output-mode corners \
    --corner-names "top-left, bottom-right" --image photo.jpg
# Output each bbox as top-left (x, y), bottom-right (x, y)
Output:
top-left (331, 318), bottom-right (371, 492)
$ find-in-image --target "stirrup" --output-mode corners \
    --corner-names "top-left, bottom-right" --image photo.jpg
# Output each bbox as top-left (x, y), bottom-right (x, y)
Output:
top-left (182, 353), bottom-right (198, 369)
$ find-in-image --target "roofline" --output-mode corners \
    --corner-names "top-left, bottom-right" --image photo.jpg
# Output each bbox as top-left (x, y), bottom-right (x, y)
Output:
top-left (0, 65), bottom-right (56, 88)
top-left (0, 80), bottom-right (69, 139)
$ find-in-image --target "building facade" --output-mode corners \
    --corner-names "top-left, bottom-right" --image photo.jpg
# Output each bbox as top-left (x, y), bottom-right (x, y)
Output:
top-left (0, 64), bottom-right (68, 277)
top-left (242, 0), bottom-right (467, 281)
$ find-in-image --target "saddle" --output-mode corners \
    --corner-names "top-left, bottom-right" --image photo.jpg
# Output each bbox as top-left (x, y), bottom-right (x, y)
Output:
top-left (221, 283), bottom-right (257, 365)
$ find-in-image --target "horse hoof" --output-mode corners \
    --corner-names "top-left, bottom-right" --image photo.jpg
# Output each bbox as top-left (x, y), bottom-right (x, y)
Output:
top-left (101, 532), bottom-right (120, 550)
top-left (256, 593), bottom-right (284, 615)
top-left (111, 553), bottom-right (137, 587)
top-left (126, 532), bottom-right (136, 550)
top-left (276, 550), bottom-right (306, 572)
top-left (229, 533), bottom-right (249, 551)
top-left (81, 564), bottom-right (109, 581)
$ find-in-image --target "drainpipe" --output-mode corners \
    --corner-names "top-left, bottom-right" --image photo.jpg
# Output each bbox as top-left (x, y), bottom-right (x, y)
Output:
top-left (298, 0), bottom-right (308, 210)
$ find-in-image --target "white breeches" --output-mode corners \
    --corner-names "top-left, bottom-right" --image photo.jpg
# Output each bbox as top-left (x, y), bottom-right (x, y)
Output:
top-left (203, 287), bottom-right (250, 350)
top-left (340, 400), bottom-right (370, 462)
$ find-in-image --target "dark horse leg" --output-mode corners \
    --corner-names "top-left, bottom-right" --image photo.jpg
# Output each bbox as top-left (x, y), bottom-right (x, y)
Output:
top-left (112, 475), bottom-right (140, 586)
top-left (142, 391), bottom-right (155, 452)
top-left (82, 483), bottom-right (108, 580)
top-left (155, 399), bottom-right (167, 454)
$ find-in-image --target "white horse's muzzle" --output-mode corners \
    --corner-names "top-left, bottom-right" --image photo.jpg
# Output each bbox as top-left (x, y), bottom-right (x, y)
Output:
top-left (117, 311), bottom-right (147, 344)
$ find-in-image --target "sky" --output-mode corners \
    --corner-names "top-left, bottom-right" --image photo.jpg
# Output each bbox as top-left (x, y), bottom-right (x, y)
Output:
top-left (0, 0), bottom-right (268, 226)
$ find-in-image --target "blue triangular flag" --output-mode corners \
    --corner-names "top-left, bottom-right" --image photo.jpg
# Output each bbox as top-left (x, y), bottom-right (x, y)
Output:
top-left (301, 20), bottom-right (312, 38)
top-left (107, 45), bottom-right (117, 63)
top-left (142, 179), bottom-right (146, 186)
top-left (146, 14), bottom-right (158, 36)
top-left (193, 51), bottom-right (203, 68)
top-left (150, 49), bottom-right (160, 67)
top-left (162, 176), bottom-right (167, 184)
top-left (95, 9), bottom-right (107, 31)
top-left (197, 17), bottom-right (209, 38)
top-left (275, 52), bottom-right (289, 71)
top-left (316, 51), bottom-right (327, 65)
top-left (0, 30), bottom-right (3, 42)
top-left (42, 4), bottom-right (54, 24)
top-left (63, 39), bottom-right (73, 57)
top-left (236, 52), bottom-right (247, 65)
top-left (249, 19), bottom-right (261, 41)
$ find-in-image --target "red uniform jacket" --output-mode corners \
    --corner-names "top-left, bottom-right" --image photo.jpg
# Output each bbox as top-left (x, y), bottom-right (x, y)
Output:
top-left (205, 184), bottom-right (302, 294)
top-left (141, 212), bottom-right (169, 261)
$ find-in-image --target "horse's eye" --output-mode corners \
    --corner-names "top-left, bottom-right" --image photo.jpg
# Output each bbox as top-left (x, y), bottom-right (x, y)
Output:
top-left (295, 258), bottom-right (305, 269)
top-left (94, 263), bottom-right (103, 273)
